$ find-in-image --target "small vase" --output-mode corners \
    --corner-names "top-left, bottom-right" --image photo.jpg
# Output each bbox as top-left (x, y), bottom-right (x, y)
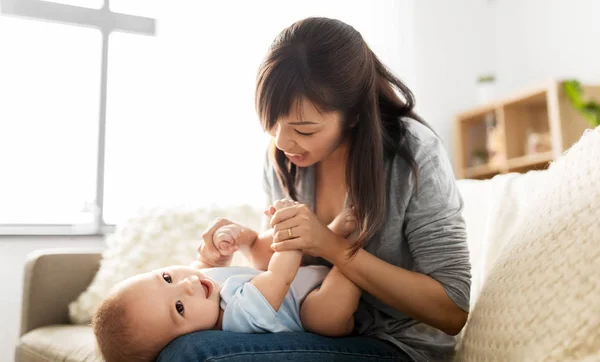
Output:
top-left (477, 82), bottom-right (496, 105)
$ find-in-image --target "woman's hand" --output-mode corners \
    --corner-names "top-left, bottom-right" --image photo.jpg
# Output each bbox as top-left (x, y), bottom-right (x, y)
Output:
top-left (263, 198), bottom-right (299, 219)
top-left (269, 203), bottom-right (346, 261)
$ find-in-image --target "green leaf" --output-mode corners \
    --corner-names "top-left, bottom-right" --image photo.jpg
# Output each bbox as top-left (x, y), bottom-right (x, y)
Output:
top-left (563, 80), bottom-right (600, 127)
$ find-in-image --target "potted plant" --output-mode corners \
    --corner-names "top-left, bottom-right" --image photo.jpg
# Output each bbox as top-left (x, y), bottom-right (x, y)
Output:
top-left (563, 79), bottom-right (600, 127)
top-left (476, 74), bottom-right (496, 105)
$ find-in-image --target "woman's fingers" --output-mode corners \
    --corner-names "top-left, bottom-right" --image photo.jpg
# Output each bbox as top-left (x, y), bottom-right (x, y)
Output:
top-left (273, 225), bottom-right (302, 243)
top-left (271, 238), bottom-right (303, 252)
top-left (270, 204), bottom-right (302, 227)
top-left (272, 216), bottom-right (300, 234)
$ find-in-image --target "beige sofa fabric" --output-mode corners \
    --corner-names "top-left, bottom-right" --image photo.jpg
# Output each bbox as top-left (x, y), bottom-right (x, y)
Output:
top-left (20, 250), bottom-right (102, 336)
top-left (17, 250), bottom-right (103, 361)
top-left (455, 128), bottom-right (600, 361)
top-left (17, 325), bottom-right (102, 362)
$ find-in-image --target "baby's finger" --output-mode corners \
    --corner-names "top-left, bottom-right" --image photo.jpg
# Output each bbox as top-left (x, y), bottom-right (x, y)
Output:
top-left (264, 205), bottom-right (276, 217)
top-left (215, 232), bottom-right (234, 246)
top-left (218, 242), bottom-right (235, 255)
top-left (201, 218), bottom-right (231, 256)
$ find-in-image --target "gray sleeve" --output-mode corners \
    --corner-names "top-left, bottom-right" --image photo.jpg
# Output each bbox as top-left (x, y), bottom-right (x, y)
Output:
top-left (261, 147), bottom-right (273, 232)
top-left (403, 138), bottom-right (471, 312)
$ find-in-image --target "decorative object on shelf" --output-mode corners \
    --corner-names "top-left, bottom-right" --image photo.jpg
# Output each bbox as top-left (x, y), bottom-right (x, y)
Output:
top-left (470, 149), bottom-right (488, 167)
top-left (525, 130), bottom-right (552, 155)
top-left (477, 74), bottom-right (496, 105)
top-left (484, 112), bottom-right (504, 168)
top-left (454, 80), bottom-right (600, 179)
top-left (563, 79), bottom-right (600, 127)
top-left (486, 125), bottom-right (505, 168)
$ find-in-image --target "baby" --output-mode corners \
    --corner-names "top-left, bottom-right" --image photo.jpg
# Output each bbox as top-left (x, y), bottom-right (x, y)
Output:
top-left (92, 199), bottom-right (361, 362)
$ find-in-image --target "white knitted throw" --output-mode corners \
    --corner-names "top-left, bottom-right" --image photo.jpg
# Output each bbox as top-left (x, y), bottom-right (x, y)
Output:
top-left (68, 204), bottom-right (260, 324)
top-left (455, 127), bottom-right (600, 361)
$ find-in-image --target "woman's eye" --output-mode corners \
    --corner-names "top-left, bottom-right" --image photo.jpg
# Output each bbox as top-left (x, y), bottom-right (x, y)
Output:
top-left (175, 301), bottom-right (184, 316)
top-left (295, 130), bottom-right (314, 136)
top-left (162, 273), bottom-right (172, 283)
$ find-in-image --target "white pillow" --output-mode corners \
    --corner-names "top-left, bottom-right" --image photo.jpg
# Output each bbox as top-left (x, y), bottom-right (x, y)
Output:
top-left (68, 204), bottom-right (262, 324)
top-left (455, 127), bottom-right (600, 361)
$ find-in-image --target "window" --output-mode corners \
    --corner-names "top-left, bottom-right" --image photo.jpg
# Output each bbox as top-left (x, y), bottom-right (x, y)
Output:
top-left (0, 16), bottom-right (100, 226)
top-left (0, 0), bottom-right (414, 234)
top-left (0, 0), bottom-right (155, 234)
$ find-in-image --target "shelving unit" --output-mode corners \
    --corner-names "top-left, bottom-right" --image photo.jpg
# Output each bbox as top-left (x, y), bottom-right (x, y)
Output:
top-left (454, 80), bottom-right (600, 179)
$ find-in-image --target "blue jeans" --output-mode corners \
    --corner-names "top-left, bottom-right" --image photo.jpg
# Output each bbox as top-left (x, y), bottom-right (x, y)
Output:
top-left (158, 331), bottom-right (413, 362)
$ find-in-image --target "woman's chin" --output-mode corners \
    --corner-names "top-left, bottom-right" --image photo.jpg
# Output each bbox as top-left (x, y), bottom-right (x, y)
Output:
top-left (292, 159), bottom-right (315, 168)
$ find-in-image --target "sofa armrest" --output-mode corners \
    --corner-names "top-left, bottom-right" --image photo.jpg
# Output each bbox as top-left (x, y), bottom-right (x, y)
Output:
top-left (20, 249), bottom-right (103, 336)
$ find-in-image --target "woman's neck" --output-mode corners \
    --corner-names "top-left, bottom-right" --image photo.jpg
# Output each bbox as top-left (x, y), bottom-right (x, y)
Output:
top-left (318, 143), bottom-right (347, 175)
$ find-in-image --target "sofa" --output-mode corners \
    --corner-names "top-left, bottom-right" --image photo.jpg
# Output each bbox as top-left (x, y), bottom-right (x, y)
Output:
top-left (15, 127), bottom-right (600, 361)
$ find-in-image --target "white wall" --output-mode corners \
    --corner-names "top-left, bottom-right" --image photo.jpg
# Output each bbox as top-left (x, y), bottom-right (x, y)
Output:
top-left (0, 237), bottom-right (105, 362)
top-left (412, 0), bottom-right (495, 158)
top-left (493, 0), bottom-right (600, 95)
top-left (413, 0), bottom-right (600, 164)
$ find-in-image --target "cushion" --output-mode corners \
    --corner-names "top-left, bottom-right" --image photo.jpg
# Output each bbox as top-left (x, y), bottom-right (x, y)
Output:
top-left (455, 127), bottom-right (600, 361)
top-left (17, 325), bottom-right (102, 362)
top-left (68, 204), bottom-right (261, 324)
top-left (458, 169), bottom-right (546, 305)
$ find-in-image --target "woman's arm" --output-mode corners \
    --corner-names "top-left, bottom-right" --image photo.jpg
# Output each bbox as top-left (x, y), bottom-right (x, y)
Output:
top-left (269, 141), bottom-right (470, 335)
top-left (269, 210), bottom-right (468, 335)
top-left (328, 237), bottom-right (468, 335)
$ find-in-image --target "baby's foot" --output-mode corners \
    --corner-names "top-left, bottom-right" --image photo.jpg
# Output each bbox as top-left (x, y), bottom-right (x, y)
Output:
top-left (329, 207), bottom-right (357, 238)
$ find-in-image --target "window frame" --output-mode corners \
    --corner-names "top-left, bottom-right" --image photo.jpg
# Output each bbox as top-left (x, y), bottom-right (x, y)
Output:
top-left (0, 0), bottom-right (155, 235)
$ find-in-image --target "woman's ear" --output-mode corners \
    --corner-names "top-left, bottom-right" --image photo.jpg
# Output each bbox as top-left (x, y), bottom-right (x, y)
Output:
top-left (348, 114), bottom-right (359, 128)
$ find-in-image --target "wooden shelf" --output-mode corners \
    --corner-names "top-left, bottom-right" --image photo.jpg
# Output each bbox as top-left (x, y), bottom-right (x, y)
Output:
top-left (465, 164), bottom-right (502, 179)
top-left (507, 152), bottom-right (553, 171)
top-left (456, 104), bottom-right (497, 124)
top-left (454, 79), bottom-right (600, 180)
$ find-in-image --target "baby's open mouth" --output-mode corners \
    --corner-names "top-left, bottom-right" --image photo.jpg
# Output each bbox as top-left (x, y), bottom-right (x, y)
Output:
top-left (200, 279), bottom-right (212, 298)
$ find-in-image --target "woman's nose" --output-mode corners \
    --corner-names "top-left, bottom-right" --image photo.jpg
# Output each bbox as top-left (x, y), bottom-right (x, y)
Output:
top-left (274, 126), bottom-right (294, 151)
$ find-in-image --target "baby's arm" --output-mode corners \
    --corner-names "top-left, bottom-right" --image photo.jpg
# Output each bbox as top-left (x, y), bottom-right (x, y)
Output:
top-left (300, 209), bottom-right (362, 336)
top-left (250, 249), bottom-right (302, 311)
top-left (249, 199), bottom-right (302, 311)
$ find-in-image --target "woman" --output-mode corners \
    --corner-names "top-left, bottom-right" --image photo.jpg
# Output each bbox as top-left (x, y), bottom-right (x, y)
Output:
top-left (159, 17), bottom-right (470, 362)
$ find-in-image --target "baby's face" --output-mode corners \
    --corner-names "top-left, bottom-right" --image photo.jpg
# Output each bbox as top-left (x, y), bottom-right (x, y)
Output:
top-left (117, 265), bottom-right (221, 345)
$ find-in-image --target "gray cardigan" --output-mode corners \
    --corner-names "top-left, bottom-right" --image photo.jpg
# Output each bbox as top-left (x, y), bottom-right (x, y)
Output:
top-left (262, 119), bottom-right (471, 362)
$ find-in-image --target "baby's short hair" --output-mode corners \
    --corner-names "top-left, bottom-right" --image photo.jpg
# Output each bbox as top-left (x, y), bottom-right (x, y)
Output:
top-left (92, 293), bottom-right (162, 362)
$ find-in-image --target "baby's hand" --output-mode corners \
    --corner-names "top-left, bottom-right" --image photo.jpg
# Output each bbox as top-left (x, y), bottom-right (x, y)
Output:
top-left (328, 207), bottom-right (357, 239)
top-left (213, 224), bottom-right (243, 256)
top-left (264, 198), bottom-right (299, 219)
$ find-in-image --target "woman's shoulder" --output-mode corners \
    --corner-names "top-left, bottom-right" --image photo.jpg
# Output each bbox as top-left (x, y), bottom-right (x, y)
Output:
top-left (400, 117), bottom-right (446, 164)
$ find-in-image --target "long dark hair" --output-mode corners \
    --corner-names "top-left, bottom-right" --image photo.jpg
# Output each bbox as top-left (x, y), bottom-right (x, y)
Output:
top-left (256, 17), bottom-right (424, 256)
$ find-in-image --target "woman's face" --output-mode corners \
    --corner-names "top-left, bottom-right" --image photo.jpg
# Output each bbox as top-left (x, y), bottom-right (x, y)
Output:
top-left (269, 98), bottom-right (345, 167)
